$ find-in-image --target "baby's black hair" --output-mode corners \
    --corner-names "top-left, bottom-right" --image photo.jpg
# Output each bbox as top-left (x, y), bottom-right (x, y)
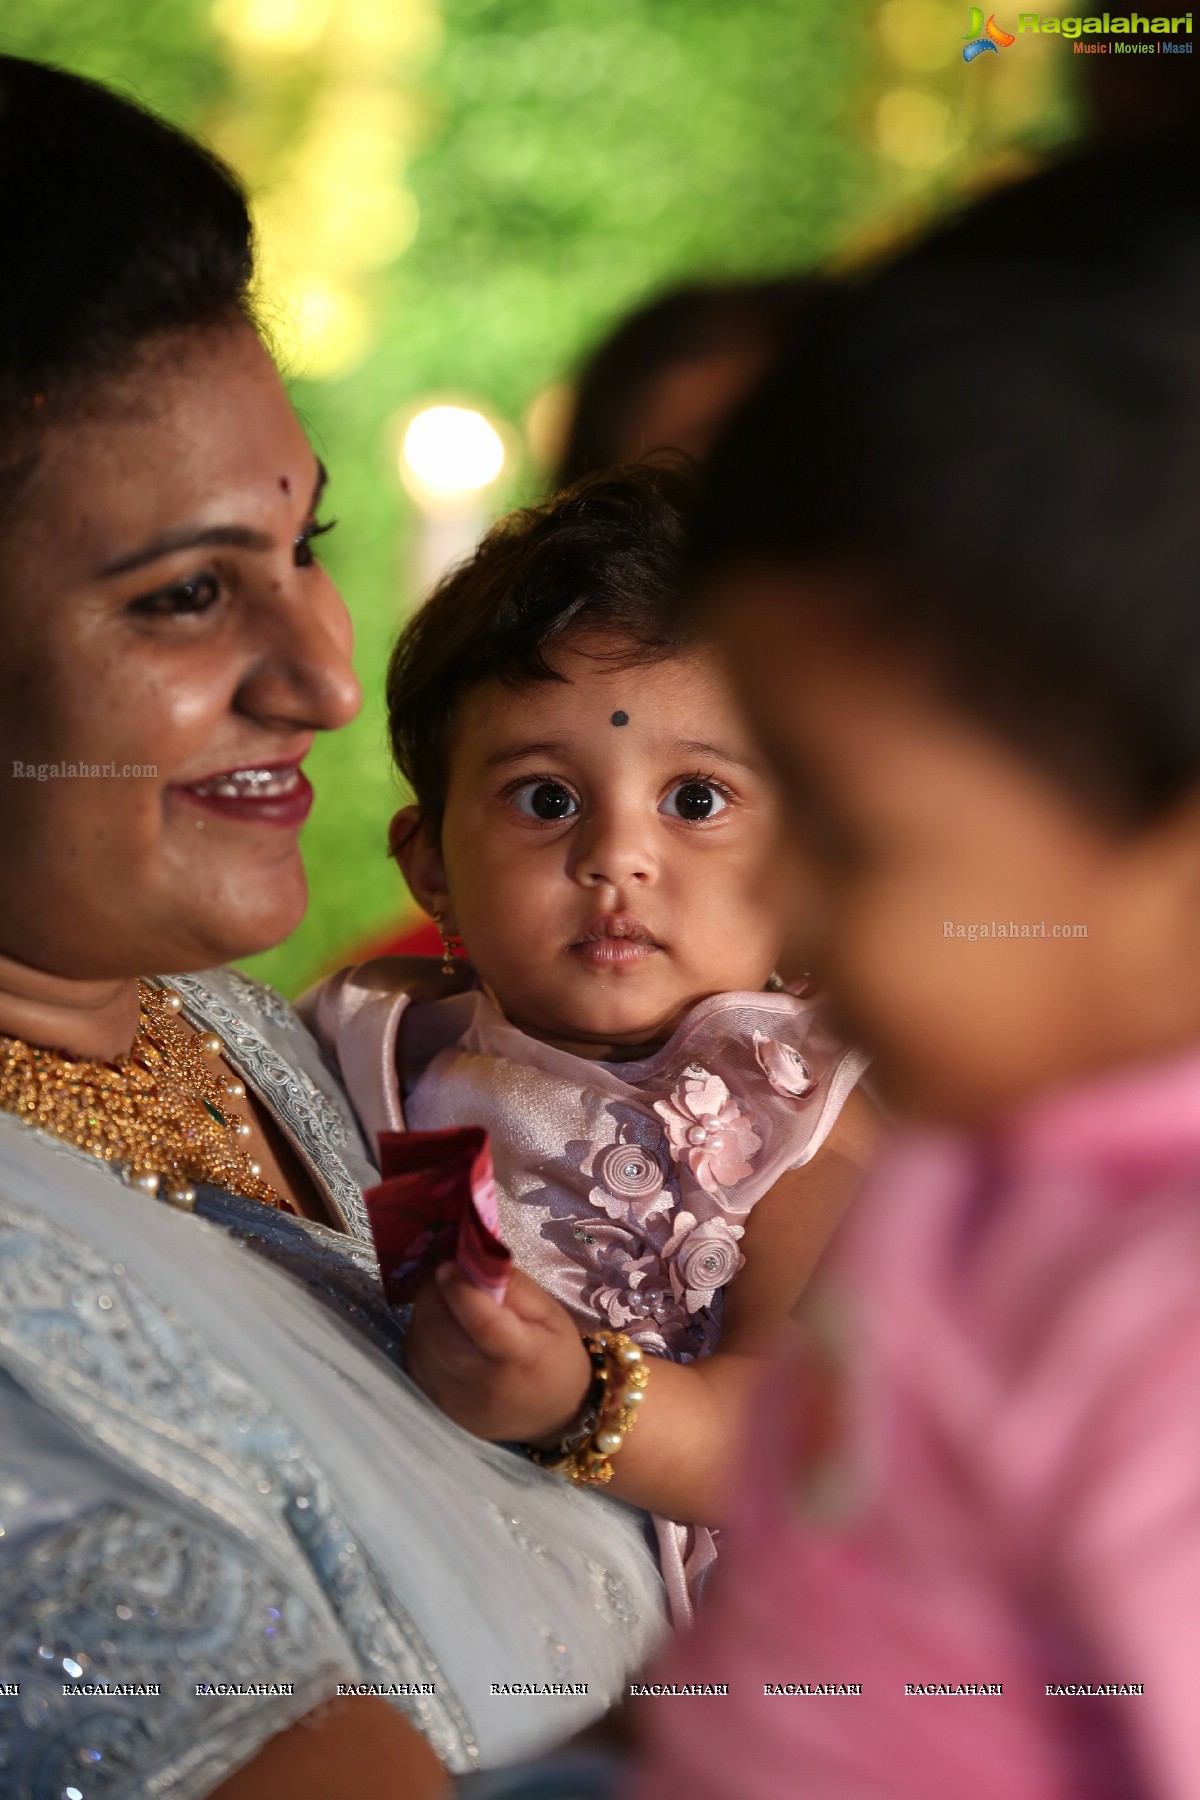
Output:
top-left (387, 464), bottom-right (694, 834)
top-left (0, 56), bottom-right (254, 516)
top-left (695, 144), bottom-right (1200, 823)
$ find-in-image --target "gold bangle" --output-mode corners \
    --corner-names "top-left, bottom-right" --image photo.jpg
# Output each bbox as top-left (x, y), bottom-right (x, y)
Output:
top-left (561, 1331), bottom-right (651, 1488)
top-left (526, 1339), bottom-right (610, 1473)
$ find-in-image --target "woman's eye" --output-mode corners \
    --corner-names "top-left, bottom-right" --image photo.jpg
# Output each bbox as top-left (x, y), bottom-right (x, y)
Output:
top-left (128, 572), bottom-right (219, 618)
top-left (660, 780), bottom-right (730, 822)
top-left (511, 780), bottom-right (579, 822)
top-left (294, 517), bottom-right (337, 569)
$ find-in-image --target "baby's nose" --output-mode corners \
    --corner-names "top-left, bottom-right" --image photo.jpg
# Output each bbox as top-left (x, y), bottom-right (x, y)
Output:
top-left (573, 812), bottom-right (658, 887)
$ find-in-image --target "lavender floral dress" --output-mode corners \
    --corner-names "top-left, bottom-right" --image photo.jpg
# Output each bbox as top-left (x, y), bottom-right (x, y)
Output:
top-left (301, 967), bottom-right (869, 1621)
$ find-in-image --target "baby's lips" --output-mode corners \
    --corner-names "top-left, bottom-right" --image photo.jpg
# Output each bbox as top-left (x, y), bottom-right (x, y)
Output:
top-left (575, 911), bottom-right (657, 946)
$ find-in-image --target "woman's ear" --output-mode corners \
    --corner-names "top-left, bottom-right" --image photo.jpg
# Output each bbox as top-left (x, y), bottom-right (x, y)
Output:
top-left (388, 806), bottom-right (452, 922)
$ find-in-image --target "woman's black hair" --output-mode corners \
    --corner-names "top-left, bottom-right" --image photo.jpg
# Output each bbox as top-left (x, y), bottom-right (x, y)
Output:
top-left (0, 56), bottom-right (254, 510)
top-left (387, 464), bottom-right (694, 835)
top-left (694, 145), bottom-right (1200, 823)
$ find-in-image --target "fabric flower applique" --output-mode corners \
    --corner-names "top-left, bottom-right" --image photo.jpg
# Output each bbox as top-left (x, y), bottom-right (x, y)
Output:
top-left (587, 1139), bottom-right (674, 1229)
top-left (661, 1212), bottom-right (746, 1313)
top-left (653, 1064), bottom-right (761, 1195)
top-left (752, 1031), bottom-right (816, 1099)
top-left (579, 1226), bottom-right (675, 1329)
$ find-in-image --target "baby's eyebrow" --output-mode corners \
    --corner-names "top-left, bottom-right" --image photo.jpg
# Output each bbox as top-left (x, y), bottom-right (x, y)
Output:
top-left (483, 735), bottom-right (765, 775)
top-left (484, 739), bottom-right (573, 770)
top-left (673, 737), bottom-right (764, 774)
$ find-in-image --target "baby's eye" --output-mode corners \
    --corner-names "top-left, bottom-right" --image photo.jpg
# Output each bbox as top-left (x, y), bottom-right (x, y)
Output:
top-left (660, 780), bottom-right (730, 822)
top-left (127, 572), bottom-right (220, 618)
top-left (511, 780), bottom-right (580, 822)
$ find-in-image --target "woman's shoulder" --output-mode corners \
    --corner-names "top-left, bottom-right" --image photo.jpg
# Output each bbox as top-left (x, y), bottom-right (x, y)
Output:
top-left (177, 963), bottom-right (307, 1035)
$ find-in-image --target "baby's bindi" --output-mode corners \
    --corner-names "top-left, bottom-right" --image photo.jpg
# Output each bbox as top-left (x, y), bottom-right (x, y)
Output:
top-left (611, 710), bottom-right (629, 727)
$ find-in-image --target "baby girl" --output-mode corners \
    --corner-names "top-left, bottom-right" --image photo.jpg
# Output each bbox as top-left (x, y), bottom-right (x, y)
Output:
top-left (302, 466), bottom-right (876, 1620)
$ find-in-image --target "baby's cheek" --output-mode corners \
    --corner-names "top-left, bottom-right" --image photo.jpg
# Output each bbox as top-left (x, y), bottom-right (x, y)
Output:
top-left (711, 836), bottom-right (778, 917)
top-left (683, 863), bottom-right (775, 979)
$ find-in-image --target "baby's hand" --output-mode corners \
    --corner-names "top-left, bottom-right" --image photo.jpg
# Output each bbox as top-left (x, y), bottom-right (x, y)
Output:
top-left (405, 1264), bottom-right (591, 1446)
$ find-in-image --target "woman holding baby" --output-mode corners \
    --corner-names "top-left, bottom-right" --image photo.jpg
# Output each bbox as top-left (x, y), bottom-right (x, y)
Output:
top-left (0, 54), bottom-right (871, 1800)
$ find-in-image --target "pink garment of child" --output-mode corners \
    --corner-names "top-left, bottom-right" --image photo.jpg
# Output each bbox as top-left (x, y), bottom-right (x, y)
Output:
top-left (299, 960), bottom-right (868, 1624)
top-left (625, 1045), bottom-right (1200, 1800)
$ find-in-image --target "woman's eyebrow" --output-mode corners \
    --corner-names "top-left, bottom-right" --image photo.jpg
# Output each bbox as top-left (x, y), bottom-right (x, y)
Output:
top-left (97, 458), bottom-right (328, 579)
top-left (311, 459), bottom-right (328, 506)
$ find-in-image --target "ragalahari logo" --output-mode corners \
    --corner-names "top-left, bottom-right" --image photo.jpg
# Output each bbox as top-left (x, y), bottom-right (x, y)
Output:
top-left (962, 7), bottom-right (1017, 57)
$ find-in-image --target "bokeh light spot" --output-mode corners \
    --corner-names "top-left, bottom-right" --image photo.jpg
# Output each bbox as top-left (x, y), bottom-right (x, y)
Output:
top-left (878, 0), bottom-right (957, 73)
top-left (402, 406), bottom-right (507, 500)
top-left (211, 0), bottom-right (333, 57)
top-left (875, 86), bottom-right (959, 169)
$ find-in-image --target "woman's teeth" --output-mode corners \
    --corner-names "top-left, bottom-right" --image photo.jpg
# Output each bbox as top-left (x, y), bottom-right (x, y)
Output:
top-left (188, 767), bottom-right (301, 799)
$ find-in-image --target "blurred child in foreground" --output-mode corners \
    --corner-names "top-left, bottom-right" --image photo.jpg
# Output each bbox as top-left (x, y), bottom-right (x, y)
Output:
top-left (553, 277), bottom-right (822, 488)
top-left (622, 142), bottom-right (1200, 1800)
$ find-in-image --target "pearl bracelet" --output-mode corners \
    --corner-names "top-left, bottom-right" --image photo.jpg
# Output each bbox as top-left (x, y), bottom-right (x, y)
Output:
top-left (528, 1330), bottom-right (650, 1488)
top-left (525, 1338), bottom-right (610, 1474)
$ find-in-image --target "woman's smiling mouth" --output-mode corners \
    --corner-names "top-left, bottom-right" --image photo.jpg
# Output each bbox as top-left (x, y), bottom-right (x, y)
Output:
top-left (174, 760), bottom-right (314, 827)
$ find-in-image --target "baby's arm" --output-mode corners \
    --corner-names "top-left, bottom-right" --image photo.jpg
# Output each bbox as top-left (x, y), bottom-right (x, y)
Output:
top-left (597, 1080), bottom-right (878, 1520)
top-left (405, 1084), bottom-right (878, 1524)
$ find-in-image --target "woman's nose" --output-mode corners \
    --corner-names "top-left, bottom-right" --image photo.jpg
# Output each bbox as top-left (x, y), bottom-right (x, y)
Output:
top-left (236, 572), bottom-right (362, 732)
top-left (571, 808), bottom-right (658, 888)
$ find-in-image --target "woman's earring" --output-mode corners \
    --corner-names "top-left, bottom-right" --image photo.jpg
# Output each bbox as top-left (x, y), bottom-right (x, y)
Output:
top-left (432, 910), bottom-right (464, 976)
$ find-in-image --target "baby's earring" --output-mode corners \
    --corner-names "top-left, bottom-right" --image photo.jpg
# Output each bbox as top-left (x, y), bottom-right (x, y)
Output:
top-left (432, 909), bottom-right (464, 976)
top-left (765, 969), bottom-right (814, 995)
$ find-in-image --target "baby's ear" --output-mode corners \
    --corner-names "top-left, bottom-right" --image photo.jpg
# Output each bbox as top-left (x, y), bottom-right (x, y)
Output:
top-left (388, 806), bottom-right (450, 917)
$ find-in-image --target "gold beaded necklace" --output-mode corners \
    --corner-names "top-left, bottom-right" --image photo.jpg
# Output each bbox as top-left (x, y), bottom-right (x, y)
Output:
top-left (0, 981), bottom-right (283, 1211)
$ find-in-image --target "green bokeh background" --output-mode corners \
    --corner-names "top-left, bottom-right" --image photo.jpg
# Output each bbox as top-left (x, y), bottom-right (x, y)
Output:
top-left (2, 0), bottom-right (1074, 993)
